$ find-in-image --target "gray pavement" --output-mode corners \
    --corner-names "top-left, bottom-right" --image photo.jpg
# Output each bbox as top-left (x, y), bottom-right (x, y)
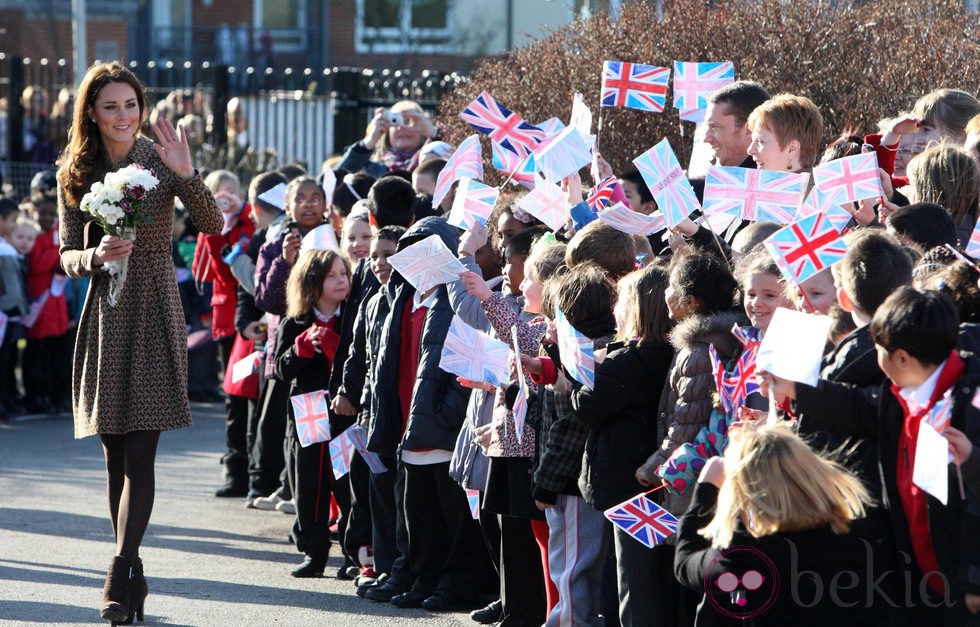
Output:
top-left (0, 404), bottom-right (470, 626)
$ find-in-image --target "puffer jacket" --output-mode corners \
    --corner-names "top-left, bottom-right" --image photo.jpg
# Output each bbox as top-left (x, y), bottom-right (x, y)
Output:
top-left (368, 217), bottom-right (471, 455)
top-left (644, 309), bottom-right (745, 513)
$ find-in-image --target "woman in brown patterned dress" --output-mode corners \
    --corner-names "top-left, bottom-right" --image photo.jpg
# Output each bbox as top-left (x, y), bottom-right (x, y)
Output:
top-left (56, 62), bottom-right (221, 625)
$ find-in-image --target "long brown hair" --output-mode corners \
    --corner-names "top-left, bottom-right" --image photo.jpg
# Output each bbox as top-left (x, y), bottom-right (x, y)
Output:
top-left (56, 62), bottom-right (148, 207)
top-left (285, 249), bottom-right (351, 318)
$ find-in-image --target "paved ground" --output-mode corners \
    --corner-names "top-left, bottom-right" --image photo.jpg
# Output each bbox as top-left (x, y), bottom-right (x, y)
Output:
top-left (0, 403), bottom-right (470, 626)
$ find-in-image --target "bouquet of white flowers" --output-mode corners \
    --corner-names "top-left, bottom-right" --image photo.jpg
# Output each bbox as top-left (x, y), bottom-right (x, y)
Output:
top-left (79, 164), bottom-right (160, 306)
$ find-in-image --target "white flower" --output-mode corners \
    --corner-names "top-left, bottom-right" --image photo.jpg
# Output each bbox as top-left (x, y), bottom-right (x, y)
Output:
top-left (103, 186), bottom-right (123, 204)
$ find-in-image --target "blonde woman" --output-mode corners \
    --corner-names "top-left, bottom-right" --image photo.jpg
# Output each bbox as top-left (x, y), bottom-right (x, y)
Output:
top-left (674, 423), bottom-right (904, 624)
top-left (339, 99), bottom-right (438, 176)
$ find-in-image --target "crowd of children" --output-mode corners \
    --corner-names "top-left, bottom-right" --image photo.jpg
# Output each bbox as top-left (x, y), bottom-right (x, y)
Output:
top-left (6, 76), bottom-right (980, 625)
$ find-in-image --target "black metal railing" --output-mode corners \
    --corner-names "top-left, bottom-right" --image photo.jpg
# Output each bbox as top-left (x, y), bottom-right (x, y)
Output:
top-left (0, 55), bottom-right (468, 197)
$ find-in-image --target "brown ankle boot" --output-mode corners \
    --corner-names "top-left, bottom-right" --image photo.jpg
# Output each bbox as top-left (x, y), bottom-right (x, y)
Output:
top-left (115, 557), bottom-right (147, 625)
top-left (99, 556), bottom-right (131, 624)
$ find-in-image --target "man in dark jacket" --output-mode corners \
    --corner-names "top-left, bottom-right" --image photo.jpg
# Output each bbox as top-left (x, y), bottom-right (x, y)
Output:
top-left (367, 217), bottom-right (494, 612)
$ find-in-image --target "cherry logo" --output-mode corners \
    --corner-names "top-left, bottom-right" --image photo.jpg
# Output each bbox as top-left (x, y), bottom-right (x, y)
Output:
top-left (703, 546), bottom-right (779, 619)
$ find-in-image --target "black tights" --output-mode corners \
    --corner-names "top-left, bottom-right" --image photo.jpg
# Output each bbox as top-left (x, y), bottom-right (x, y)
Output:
top-left (100, 431), bottom-right (160, 560)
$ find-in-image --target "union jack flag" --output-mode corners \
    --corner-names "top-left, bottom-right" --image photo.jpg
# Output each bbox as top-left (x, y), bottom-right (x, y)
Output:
top-left (290, 390), bottom-right (331, 447)
top-left (447, 178), bottom-right (500, 232)
top-left (432, 134), bottom-right (483, 208)
top-left (710, 343), bottom-right (761, 414)
top-left (703, 167), bottom-right (807, 224)
top-left (796, 186), bottom-right (853, 232)
top-left (633, 139), bottom-right (701, 228)
top-left (601, 61), bottom-right (670, 112)
top-left (348, 425), bottom-right (388, 473)
top-left (329, 427), bottom-right (356, 478)
top-left (513, 383), bottom-right (529, 443)
top-left (465, 489), bottom-right (481, 520)
top-left (555, 307), bottom-right (595, 390)
top-left (460, 91), bottom-right (545, 157)
top-left (812, 153), bottom-right (883, 205)
top-left (672, 61), bottom-right (734, 112)
top-left (967, 217), bottom-right (980, 259)
top-left (439, 316), bottom-right (511, 387)
top-left (492, 139), bottom-right (537, 188)
top-left (597, 201), bottom-right (667, 236)
top-left (604, 493), bottom-right (679, 548)
top-left (588, 176), bottom-right (618, 212)
top-left (535, 117), bottom-right (567, 151)
top-left (387, 234), bottom-right (469, 294)
top-left (517, 175), bottom-right (568, 231)
top-left (924, 390), bottom-right (954, 434)
top-left (764, 212), bottom-right (848, 284)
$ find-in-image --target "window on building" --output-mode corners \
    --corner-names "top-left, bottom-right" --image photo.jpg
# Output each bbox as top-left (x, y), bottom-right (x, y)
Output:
top-left (254, 0), bottom-right (306, 53)
top-left (357, 0), bottom-right (453, 54)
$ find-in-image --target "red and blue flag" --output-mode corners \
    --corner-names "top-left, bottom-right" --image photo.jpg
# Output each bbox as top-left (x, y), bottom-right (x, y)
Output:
top-left (633, 138), bottom-right (701, 229)
top-left (604, 494), bottom-right (679, 548)
top-left (460, 91), bottom-right (545, 157)
top-left (672, 61), bottom-right (734, 112)
top-left (812, 152), bottom-right (883, 206)
top-left (601, 61), bottom-right (670, 112)
top-left (764, 212), bottom-right (848, 285)
top-left (290, 390), bottom-right (331, 447)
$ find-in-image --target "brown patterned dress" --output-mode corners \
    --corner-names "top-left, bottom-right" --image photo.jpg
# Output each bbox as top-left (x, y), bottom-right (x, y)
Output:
top-left (58, 136), bottom-right (222, 438)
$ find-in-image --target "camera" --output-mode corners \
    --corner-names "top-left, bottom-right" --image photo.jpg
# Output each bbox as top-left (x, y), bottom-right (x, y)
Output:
top-left (216, 196), bottom-right (231, 211)
top-left (385, 110), bottom-right (405, 127)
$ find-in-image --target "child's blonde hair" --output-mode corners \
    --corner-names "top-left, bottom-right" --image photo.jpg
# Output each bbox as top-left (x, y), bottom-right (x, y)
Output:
top-left (14, 216), bottom-right (40, 235)
top-left (700, 422), bottom-right (871, 548)
top-left (907, 142), bottom-right (980, 228)
top-left (203, 169), bottom-right (241, 195)
top-left (524, 237), bottom-right (567, 283)
top-left (285, 249), bottom-right (351, 318)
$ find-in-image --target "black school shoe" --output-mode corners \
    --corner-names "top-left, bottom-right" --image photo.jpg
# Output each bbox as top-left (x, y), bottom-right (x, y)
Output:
top-left (389, 589), bottom-right (428, 609)
top-left (363, 578), bottom-right (411, 602)
top-left (290, 555), bottom-right (327, 578)
top-left (421, 591), bottom-right (488, 613)
top-left (470, 599), bottom-right (503, 624)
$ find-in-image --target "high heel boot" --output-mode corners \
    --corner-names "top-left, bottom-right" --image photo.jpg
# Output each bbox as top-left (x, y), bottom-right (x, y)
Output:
top-left (116, 557), bottom-right (147, 625)
top-left (99, 556), bottom-right (131, 624)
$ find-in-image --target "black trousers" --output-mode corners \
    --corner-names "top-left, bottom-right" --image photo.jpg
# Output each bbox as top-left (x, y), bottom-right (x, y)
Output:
top-left (249, 377), bottom-right (288, 496)
top-left (403, 461), bottom-right (496, 598)
top-left (0, 319), bottom-right (23, 406)
top-left (285, 416), bottom-right (333, 557)
top-left (369, 455), bottom-right (413, 583)
top-left (499, 515), bottom-right (545, 625)
top-left (343, 451), bottom-right (374, 565)
top-left (22, 333), bottom-right (71, 402)
top-left (216, 336), bottom-right (249, 463)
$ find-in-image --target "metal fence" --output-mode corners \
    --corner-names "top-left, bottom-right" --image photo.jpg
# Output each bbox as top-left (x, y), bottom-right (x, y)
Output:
top-left (0, 55), bottom-right (468, 198)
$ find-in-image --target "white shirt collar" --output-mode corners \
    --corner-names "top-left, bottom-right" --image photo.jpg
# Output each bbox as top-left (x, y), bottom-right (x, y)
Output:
top-left (899, 358), bottom-right (947, 410)
top-left (313, 306), bottom-right (340, 323)
top-left (413, 289), bottom-right (436, 312)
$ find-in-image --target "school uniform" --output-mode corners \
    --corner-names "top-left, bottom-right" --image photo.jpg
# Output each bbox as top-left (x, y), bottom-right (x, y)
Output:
top-left (796, 351), bottom-right (980, 624)
top-left (532, 315), bottom-right (615, 627)
top-left (275, 307), bottom-right (346, 559)
top-left (574, 338), bottom-right (686, 627)
top-left (369, 217), bottom-right (494, 606)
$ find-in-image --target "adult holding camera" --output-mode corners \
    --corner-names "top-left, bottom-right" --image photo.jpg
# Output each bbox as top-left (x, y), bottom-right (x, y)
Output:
top-left (339, 100), bottom-right (439, 177)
